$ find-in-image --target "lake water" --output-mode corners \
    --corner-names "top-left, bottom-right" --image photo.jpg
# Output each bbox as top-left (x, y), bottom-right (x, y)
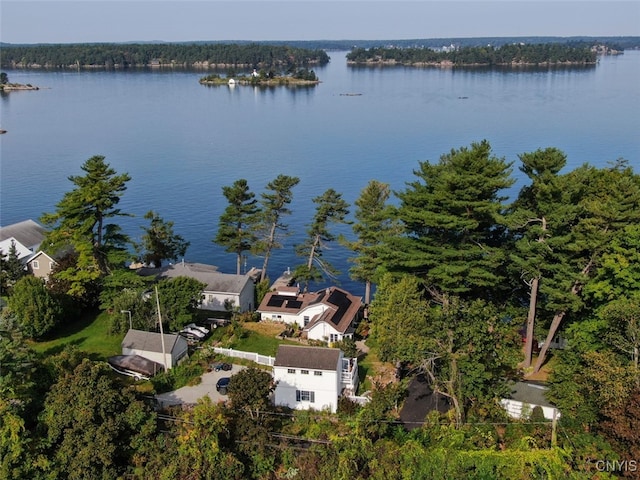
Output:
top-left (1, 51), bottom-right (639, 296)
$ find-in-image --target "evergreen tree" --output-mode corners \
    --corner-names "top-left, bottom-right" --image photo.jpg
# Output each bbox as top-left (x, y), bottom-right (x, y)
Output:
top-left (140, 210), bottom-right (190, 268)
top-left (294, 188), bottom-right (350, 290)
top-left (41, 155), bottom-right (131, 297)
top-left (509, 147), bottom-right (568, 367)
top-left (0, 240), bottom-right (25, 293)
top-left (254, 174), bottom-right (299, 282)
top-left (343, 180), bottom-right (399, 304)
top-left (388, 140), bottom-right (514, 303)
top-left (214, 179), bottom-right (259, 275)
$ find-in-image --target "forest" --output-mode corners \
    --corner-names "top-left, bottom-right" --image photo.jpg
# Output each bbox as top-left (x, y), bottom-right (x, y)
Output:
top-left (346, 43), bottom-right (598, 66)
top-left (1, 142), bottom-right (639, 479)
top-left (0, 43), bottom-right (330, 69)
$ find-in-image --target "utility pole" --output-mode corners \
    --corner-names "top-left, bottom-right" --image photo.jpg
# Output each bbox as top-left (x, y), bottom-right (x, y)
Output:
top-left (155, 286), bottom-right (168, 371)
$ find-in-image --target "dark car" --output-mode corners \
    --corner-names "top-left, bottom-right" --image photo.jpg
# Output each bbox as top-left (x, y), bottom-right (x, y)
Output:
top-left (213, 362), bottom-right (232, 372)
top-left (216, 377), bottom-right (230, 395)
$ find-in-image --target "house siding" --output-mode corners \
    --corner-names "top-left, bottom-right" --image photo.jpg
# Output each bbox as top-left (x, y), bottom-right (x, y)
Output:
top-left (273, 365), bottom-right (340, 413)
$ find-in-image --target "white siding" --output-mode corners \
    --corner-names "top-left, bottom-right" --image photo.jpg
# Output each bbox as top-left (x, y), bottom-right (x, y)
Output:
top-left (273, 364), bottom-right (341, 413)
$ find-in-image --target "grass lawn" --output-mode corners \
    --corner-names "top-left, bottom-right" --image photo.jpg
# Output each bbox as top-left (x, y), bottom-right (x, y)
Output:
top-left (230, 321), bottom-right (298, 356)
top-left (28, 310), bottom-right (123, 360)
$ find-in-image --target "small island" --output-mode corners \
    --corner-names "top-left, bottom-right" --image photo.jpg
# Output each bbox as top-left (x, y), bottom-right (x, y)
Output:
top-left (0, 72), bottom-right (39, 91)
top-left (200, 68), bottom-right (320, 87)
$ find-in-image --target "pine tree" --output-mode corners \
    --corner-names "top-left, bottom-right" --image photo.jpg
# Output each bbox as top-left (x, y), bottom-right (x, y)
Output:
top-left (214, 179), bottom-right (259, 275)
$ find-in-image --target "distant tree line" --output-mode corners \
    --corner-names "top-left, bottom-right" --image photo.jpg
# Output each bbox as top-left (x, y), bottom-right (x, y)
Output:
top-left (347, 43), bottom-right (597, 66)
top-left (0, 43), bottom-right (330, 69)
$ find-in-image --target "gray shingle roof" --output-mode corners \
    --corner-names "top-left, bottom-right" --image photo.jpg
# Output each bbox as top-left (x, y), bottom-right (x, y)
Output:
top-left (0, 219), bottom-right (46, 249)
top-left (138, 262), bottom-right (251, 294)
top-left (122, 329), bottom-right (186, 354)
top-left (274, 345), bottom-right (341, 371)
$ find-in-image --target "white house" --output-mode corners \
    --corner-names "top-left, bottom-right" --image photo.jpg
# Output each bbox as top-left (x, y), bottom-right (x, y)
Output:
top-left (137, 261), bottom-right (256, 312)
top-left (257, 286), bottom-right (362, 343)
top-left (0, 219), bottom-right (47, 259)
top-left (500, 382), bottom-right (561, 421)
top-left (272, 345), bottom-right (359, 413)
top-left (121, 329), bottom-right (189, 370)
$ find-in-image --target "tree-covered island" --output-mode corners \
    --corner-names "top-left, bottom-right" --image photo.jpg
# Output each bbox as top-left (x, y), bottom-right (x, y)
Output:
top-left (0, 43), bottom-right (330, 70)
top-left (199, 67), bottom-right (320, 87)
top-left (347, 43), bottom-right (598, 66)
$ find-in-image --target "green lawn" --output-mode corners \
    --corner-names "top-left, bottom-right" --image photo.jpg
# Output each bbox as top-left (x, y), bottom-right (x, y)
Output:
top-left (29, 310), bottom-right (124, 360)
top-left (229, 329), bottom-right (298, 356)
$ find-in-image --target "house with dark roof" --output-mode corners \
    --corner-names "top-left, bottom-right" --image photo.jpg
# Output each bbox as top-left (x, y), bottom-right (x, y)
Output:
top-left (500, 381), bottom-right (561, 421)
top-left (137, 261), bottom-right (256, 312)
top-left (273, 345), bottom-right (359, 413)
top-left (121, 329), bottom-right (189, 369)
top-left (257, 286), bottom-right (362, 343)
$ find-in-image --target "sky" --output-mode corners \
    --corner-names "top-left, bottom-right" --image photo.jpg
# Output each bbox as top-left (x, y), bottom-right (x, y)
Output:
top-left (1, 1), bottom-right (639, 44)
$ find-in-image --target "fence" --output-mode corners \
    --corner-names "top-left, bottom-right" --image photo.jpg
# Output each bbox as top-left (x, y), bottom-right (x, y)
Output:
top-left (212, 347), bottom-right (275, 367)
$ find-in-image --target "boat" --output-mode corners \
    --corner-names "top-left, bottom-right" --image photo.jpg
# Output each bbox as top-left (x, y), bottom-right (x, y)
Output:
top-left (107, 354), bottom-right (164, 380)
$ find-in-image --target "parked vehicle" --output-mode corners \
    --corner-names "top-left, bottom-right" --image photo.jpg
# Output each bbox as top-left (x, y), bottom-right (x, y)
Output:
top-left (216, 377), bottom-right (231, 395)
top-left (186, 323), bottom-right (209, 335)
top-left (180, 326), bottom-right (205, 339)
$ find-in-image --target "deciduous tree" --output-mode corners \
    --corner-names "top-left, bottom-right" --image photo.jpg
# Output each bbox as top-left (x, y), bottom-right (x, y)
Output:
top-left (6, 276), bottom-right (63, 339)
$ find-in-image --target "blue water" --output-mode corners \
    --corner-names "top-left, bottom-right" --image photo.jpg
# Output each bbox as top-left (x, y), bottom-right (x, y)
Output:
top-left (1, 51), bottom-right (639, 296)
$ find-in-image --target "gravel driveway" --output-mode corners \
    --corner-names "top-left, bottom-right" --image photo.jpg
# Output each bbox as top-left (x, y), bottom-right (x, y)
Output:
top-left (155, 364), bottom-right (245, 408)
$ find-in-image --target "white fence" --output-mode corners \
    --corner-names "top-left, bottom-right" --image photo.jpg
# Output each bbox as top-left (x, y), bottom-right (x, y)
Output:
top-left (212, 347), bottom-right (275, 367)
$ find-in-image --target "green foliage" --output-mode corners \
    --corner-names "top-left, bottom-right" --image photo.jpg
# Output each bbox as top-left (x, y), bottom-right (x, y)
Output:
top-left (214, 179), bottom-right (259, 275)
top-left (295, 188), bottom-right (350, 288)
top-left (150, 358), bottom-right (206, 393)
top-left (105, 285), bottom-right (155, 334)
top-left (389, 140), bottom-right (513, 302)
top-left (41, 155), bottom-right (131, 296)
top-left (156, 276), bottom-right (205, 331)
top-left (1, 43), bottom-right (330, 69)
top-left (0, 240), bottom-right (25, 293)
top-left (347, 43), bottom-right (597, 65)
top-left (39, 359), bottom-right (157, 479)
top-left (254, 174), bottom-right (300, 282)
top-left (139, 210), bottom-right (190, 268)
top-left (6, 276), bottom-right (63, 339)
top-left (343, 180), bottom-right (400, 304)
top-left (228, 366), bottom-right (275, 419)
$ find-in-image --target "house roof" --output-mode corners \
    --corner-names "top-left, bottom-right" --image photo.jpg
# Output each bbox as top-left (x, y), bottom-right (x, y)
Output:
top-left (0, 219), bottom-right (46, 250)
top-left (137, 262), bottom-right (253, 294)
top-left (507, 382), bottom-right (556, 408)
top-left (26, 250), bottom-right (56, 264)
top-left (258, 286), bottom-right (362, 334)
top-left (274, 345), bottom-right (341, 371)
top-left (122, 329), bottom-right (187, 355)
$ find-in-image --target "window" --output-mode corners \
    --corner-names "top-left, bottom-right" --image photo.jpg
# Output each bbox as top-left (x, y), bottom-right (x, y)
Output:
top-left (330, 333), bottom-right (339, 343)
top-left (301, 369), bottom-right (309, 375)
top-left (303, 315), bottom-right (310, 326)
top-left (314, 371), bottom-right (322, 376)
top-left (296, 390), bottom-right (315, 403)
top-left (49, 262), bottom-right (55, 269)
top-left (32, 261), bottom-right (39, 269)
top-left (287, 368), bottom-right (296, 374)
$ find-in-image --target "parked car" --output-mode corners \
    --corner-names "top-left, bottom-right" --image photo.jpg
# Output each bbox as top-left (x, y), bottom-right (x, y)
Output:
top-left (216, 377), bottom-right (230, 395)
top-left (180, 326), bottom-right (205, 338)
top-left (185, 323), bottom-right (209, 335)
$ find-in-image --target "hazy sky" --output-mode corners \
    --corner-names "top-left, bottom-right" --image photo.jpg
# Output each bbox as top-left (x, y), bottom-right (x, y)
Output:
top-left (2, 1), bottom-right (639, 44)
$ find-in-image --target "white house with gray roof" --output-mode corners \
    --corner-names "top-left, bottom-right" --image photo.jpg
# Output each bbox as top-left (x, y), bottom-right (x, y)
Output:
top-left (273, 345), bottom-right (359, 413)
top-left (0, 219), bottom-right (47, 260)
top-left (121, 329), bottom-right (189, 369)
top-left (137, 261), bottom-right (256, 312)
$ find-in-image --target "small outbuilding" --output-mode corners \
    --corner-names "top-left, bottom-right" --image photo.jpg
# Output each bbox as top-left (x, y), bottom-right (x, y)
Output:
top-left (121, 329), bottom-right (189, 370)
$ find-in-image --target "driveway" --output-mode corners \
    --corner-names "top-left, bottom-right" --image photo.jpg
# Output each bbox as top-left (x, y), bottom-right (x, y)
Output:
top-left (155, 364), bottom-right (245, 408)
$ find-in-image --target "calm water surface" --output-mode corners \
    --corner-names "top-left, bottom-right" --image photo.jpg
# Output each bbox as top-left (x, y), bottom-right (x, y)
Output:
top-left (1, 51), bottom-right (639, 295)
